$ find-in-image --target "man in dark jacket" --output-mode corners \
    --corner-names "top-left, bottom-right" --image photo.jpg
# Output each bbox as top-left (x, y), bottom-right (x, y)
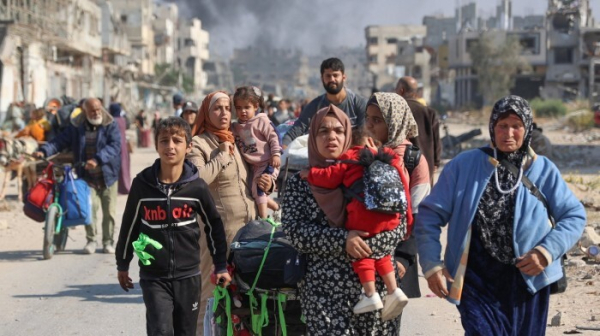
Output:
top-left (396, 76), bottom-right (441, 180)
top-left (282, 58), bottom-right (367, 148)
top-left (36, 98), bottom-right (122, 254)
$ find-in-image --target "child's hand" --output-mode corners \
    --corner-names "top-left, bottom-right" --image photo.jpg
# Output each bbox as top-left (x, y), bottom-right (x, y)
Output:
top-left (118, 271), bottom-right (134, 292)
top-left (299, 169), bottom-right (309, 180)
top-left (215, 271), bottom-right (232, 288)
top-left (271, 155), bottom-right (281, 168)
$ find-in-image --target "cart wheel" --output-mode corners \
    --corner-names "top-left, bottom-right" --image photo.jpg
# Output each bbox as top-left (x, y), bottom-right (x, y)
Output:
top-left (43, 206), bottom-right (59, 260)
top-left (54, 227), bottom-right (69, 252)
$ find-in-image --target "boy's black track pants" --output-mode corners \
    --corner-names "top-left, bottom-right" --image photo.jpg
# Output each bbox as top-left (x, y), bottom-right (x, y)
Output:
top-left (140, 275), bottom-right (200, 336)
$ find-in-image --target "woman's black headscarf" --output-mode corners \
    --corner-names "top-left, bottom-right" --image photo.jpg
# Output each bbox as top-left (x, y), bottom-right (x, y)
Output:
top-left (476, 95), bottom-right (534, 265)
top-left (489, 95), bottom-right (533, 158)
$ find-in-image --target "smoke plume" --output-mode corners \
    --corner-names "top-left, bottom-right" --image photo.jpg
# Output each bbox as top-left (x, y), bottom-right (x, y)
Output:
top-left (161, 0), bottom-right (575, 57)
top-left (162, 0), bottom-right (413, 57)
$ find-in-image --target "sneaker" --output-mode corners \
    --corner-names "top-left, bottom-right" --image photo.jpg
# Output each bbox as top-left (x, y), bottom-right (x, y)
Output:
top-left (353, 292), bottom-right (383, 315)
top-left (103, 244), bottom-right (115, 254)
top-left (83, 241), bottom-right (97, 254)
top-left (381, 288), bottom-right (409, 321)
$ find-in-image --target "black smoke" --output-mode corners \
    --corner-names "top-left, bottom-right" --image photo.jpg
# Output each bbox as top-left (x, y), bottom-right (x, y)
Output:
top-left (161, 0), bottom-right (395, 57)
top-left (161, 0), bottom-right (568, 57)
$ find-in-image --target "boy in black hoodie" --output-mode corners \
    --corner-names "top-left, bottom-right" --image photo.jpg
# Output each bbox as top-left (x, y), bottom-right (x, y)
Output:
top-left (115, 117), bottom-right (230, 336)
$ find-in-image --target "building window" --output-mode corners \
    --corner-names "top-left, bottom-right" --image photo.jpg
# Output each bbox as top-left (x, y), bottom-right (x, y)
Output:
top-left (519, 36), bottom-right (539, 55)
top-left (386, 38), bottom-right (398, 44)
top-left (368, 54), bottom-right (378, 64)
top-left (120, 14), bottom-right (127, 23)
top-left (554, 48), bottom-right (574, 64)
top-left (385, 53), bottom-right (397, 64)
top-left (508, 33), bottom-right (540, 55)
top-left (368, 37), bottom-right (378, 45)
top-left (465, 38), bottom-right (479, 52)
top-left (413, 66), bottom-right (422, 78)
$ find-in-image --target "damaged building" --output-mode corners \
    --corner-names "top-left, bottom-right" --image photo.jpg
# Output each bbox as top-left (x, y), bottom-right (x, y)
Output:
top-left (0, 0), bottom-right (211, 119)
top-left (0, 0), bottom-right (103, 112)
top-left (448, 0), bottom-right (600, 109)
top-left (544, 0), bottom-right (600, 102)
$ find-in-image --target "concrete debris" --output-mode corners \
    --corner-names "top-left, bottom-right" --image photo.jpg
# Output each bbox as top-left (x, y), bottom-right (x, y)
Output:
top-left (551, 311), bottom-right (562, 327)
top-left (568, 259), bottom-right (587, 267)
top-left (0, 219), bottom-right (7, 230)
top-left (579, 227), bottom-right (600, 247)
top-left (581, 273), bottom-right (593, 280)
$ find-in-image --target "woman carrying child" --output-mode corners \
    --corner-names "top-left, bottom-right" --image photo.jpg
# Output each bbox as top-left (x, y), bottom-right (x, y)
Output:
top-left (300, 125), bottom-right (412, 321)
top-left (187, 91), bottom-right (274, 331)
top-left (282, 105), bottom-right (404, 335)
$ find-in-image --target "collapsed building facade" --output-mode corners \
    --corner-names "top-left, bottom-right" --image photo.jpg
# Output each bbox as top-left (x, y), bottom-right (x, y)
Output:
top-left (448, 0), bottom-right (600, 108)
top-left (0, 0), bottom-right (103, 112)
top-left (0, 0), bottom-right (211, 119)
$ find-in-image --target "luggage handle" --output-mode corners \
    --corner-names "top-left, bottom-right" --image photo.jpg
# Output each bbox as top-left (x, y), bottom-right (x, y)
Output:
top-left (247, 218), bottom-right (280, 334)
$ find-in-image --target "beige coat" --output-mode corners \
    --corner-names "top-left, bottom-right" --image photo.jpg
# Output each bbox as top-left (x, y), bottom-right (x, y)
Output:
top-left (187, 132), bottom-right (256, 330)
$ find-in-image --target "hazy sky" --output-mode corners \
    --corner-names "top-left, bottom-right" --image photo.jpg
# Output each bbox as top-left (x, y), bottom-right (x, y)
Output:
top-left (164, 0), bottom-right (600, 57)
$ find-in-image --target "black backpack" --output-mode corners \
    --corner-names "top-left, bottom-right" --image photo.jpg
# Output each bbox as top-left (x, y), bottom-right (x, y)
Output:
top-left (403, 144), bottom-right (421, 175)
top-left (342, 147), bottom-right (408, 215)
top-left (230, 219), bottom-right (306, 290)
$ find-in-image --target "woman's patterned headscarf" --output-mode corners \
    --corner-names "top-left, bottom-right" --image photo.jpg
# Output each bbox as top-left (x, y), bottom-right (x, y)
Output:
top-left (489, 95), bottom-right (533, 155)
top-left (370, 92), bottom-right (418, 148)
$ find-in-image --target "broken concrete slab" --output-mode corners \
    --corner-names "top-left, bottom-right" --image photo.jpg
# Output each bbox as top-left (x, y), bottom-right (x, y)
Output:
top-left (550, 311), bottom-right (562, 327)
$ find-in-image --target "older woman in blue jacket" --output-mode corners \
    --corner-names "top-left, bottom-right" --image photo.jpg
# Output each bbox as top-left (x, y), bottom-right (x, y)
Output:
top-left (415, 95), bottom-right (586, 335)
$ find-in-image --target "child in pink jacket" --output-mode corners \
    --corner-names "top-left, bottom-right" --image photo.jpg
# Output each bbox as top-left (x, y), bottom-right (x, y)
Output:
top-left (232, 86), bottom-right (281, 219)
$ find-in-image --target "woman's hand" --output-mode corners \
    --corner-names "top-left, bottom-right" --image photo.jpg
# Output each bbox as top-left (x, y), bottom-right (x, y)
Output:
top-left (365, 137), bottom-right (377, 149)
top-left (516, 249), bottom-right (548, 276)
top-left (257, 174), bottom-right (273, 193)
top-left (426, 268), bottom-right (453, 299)
top-left (396, 261), bottom-right (406, 279)
top-left (346, 230), bottom-right (372, 259)
top-left (219, 141), bottom-right (234, 154)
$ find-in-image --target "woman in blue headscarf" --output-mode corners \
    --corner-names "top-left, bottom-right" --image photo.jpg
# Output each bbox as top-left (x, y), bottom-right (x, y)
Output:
top-left (415, 95), bottom-right (586, 335)
top-left (109, 103), bottom-right (131, 194)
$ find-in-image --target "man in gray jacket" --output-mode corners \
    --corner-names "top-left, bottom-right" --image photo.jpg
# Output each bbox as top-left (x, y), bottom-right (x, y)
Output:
top-left (282, 58), bottom-right (367, 148)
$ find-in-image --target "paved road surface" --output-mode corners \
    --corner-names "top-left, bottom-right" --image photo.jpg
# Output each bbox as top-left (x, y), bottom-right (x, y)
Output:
top-left (0, 147), bottom-right (465, 336)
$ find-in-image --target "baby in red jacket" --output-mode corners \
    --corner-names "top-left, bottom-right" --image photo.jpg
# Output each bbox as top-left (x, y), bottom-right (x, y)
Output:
top-left (300, 127), bottom-right (412, 321)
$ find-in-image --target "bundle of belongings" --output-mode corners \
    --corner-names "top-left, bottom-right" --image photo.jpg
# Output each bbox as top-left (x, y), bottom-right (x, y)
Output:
top-left (207, 218), bottom-right (306, 336)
